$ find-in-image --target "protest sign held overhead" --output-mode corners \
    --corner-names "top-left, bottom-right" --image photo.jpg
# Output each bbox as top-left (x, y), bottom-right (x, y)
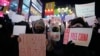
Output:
top-left (11, 14), bottom-right (25, 23)
top-left (75, 2), bottom-right (95, 17)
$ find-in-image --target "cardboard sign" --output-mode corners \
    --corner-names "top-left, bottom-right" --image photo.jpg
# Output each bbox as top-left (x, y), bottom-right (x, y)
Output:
top-left (63, 28), bottom-right (93, 46)
top-left (13, 25), bottom-right (26, 35)
top-left (19, 34), bottom-right (46, 56)
top-left (75, 2), bottom-right (95, 17)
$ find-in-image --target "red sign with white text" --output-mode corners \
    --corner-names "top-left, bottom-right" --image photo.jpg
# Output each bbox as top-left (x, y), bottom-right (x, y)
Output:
top-left (63, 28), bottom-right (93, 47)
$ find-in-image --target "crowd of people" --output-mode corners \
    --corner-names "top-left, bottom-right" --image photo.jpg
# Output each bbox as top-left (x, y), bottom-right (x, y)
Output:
top-left (0, 14), bottom-right (100, 56)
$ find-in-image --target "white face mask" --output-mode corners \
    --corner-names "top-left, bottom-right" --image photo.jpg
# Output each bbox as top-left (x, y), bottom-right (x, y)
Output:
top-left (0, 24), bottom-right (3, 28)
top-left (50, 32), bottom-right (60, 41)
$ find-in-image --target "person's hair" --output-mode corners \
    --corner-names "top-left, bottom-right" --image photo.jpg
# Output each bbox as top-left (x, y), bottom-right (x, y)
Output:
top-left (68, 17), bottom-right (89, 28)
top-left (33, 19), bottom-right (45, 33)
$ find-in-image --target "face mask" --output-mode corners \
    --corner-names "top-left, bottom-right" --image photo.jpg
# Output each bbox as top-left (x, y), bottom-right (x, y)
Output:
top-left (34, 26), bottom-right (45, 33)
top-left (50, 32), bottom-right (60, 41)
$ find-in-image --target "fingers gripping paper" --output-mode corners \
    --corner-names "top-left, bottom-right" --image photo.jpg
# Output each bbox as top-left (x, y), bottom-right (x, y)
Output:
top-left (19, 34), bottom-right (46, 56)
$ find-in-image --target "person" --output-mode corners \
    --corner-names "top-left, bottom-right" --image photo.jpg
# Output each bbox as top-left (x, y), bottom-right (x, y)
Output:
top-left (88, 23), bottom-right (100, 56)
top-left (0, 14), bottom-right (13, 56)
top-left (63, 17), bottom-right (94, 56)
top-left (0, 17), bottom-right (6, 56)
top-left (11, 20), bottom-right (32, 56)
top-left (32, 19), bottom-right (45, 34)
top-left (68, 17), bottom-right (89, 28)
top-left (46, 20), bottom-right (64, 56)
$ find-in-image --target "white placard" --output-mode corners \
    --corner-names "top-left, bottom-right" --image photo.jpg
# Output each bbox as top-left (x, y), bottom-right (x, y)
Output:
top-left (84, 16), bottom-right (97, 26)
top-left (75, 2), bottom-right (95, 17)
top-left (13, 25), bottom-right (26, 35)
top-left (65, 14), bottom-right (75, 22)
top-left (11, 14), bottom-right (25, 22)
top-left (29, 16), bottom-right (41, 22)
top-left (63, 28), bottom-right (93, 47)
top-left (8, 10), bottom-right (16, 19)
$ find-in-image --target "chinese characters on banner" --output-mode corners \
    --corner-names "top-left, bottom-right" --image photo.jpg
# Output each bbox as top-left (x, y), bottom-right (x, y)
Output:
top-left (19, 34), bottom-right (46, 56)
top-left (63, 28), bottom-right (93, 47)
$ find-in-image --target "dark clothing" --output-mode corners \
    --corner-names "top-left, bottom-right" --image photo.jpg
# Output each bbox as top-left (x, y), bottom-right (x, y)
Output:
top-left (14, 21), bottom-right (32, 33)
top-left (89, 24), bottom-right (100, 56)
top-left (0, 16), bottom-right (13, 56)
top-left (11, 21), bottom-right (32, 56)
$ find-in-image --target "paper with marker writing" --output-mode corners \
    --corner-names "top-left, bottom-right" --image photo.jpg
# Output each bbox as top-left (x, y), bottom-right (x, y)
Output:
top-left (19, 34), bottom-right (46, 56)
top-left (63, 28), bottom-right (93, 47)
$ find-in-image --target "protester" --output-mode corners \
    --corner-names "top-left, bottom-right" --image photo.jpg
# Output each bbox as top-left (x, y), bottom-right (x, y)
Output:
top-left (63, 17), bottom-right (94, 56)
top-left (46, 20), bottom-right (64, 56)
top-left (11, 19), bottom-right (32, 56)
top-left (32, 19), bottom-right (45, 34)
top-left (0, 14), bottom-right (13, 56)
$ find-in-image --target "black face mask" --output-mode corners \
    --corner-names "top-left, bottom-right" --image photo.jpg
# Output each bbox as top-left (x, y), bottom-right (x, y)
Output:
top-left (52, 27), bottom-right (60, 32)
top-left (34, 27), bottom-right (45, 33)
